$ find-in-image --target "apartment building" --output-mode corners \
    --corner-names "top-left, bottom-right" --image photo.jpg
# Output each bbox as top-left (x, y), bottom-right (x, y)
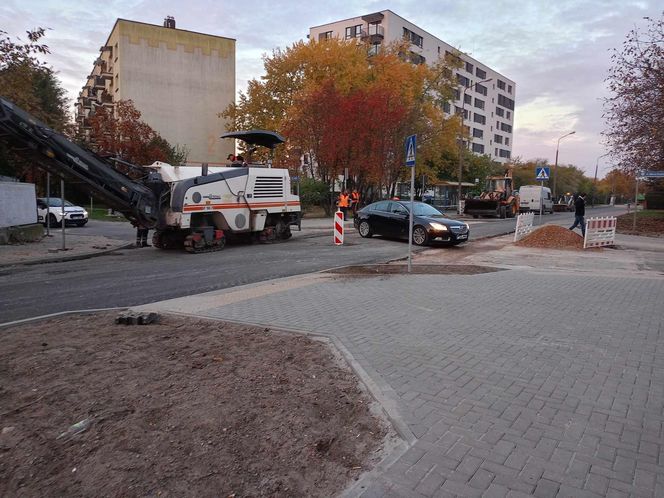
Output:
top-left (310, 10), bottom-right (516, 164)
top-left (76, 17), bottom-right (236, 164)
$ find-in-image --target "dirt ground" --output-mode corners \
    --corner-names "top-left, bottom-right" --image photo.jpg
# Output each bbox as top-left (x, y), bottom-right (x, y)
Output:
top-left (0, 313), bottom-right (386, 497)
top-left (616, 212), bottom-right (664, 237)
top-left (327, 264), bottom-right (504, 275)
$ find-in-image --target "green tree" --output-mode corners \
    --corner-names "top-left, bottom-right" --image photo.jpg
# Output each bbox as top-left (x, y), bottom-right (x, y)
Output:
top-left (0, 28), bottom-right (69, 180)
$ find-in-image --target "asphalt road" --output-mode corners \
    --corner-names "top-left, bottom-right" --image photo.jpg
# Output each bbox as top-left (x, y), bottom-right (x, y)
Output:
top-left (0, 205), bottom-right (625, 323)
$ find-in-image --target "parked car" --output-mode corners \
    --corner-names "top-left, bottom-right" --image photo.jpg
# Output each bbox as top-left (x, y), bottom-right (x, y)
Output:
top-left (518, 185), bottom-right (554, 214)
top-left (354, 200), bottom-right (470, 246)
top-left (37, 197), bottom-right (89, 227)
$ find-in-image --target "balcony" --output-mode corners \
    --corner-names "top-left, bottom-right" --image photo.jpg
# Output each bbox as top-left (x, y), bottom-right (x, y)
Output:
top-left (99, 92), bottom-right (114, 106)
top-left (360, 24), bottom-right (384, 44)
top-left (92, 76), bottom-right (105, 89)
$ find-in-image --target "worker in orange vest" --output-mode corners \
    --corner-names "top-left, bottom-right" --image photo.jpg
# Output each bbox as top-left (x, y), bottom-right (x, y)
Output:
top-left (337, 190), bottom-right (350, 220)
top-left (350, 189), bottom-right (360, 216)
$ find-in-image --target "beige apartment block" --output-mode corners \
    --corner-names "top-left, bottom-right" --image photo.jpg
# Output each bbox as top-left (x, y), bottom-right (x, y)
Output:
top-left (77, 17), bottom-right (235, 164)
top-left (310, 10), bottom-right (516, 163)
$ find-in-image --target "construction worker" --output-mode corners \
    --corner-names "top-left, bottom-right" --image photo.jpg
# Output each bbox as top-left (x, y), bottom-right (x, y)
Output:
top-left (337, 190), bottom-right (350, 220)
top-left (135, 225), bottom-right (150, 248)
top-left (350, 189), bottom-right (360, 216)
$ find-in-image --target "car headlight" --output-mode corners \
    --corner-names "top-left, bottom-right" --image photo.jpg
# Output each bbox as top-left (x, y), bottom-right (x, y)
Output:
top-left (82, 210), bottom-right (89, 217)
top-left (430, 222), bottom-right (448, 231)
top-left (464, 223), bottom-right (470, 230)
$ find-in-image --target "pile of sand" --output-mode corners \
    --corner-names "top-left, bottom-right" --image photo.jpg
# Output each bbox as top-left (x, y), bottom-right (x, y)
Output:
top-left (515, 224), bottom-right (585, 250)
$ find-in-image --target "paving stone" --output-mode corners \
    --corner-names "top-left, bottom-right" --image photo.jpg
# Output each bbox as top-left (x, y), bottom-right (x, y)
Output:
top-left (172, 266), bottom-right (664, 497)
top-left (532, 478), bottom-right (560, 498)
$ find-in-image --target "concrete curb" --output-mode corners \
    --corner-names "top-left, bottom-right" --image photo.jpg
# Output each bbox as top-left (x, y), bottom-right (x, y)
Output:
top-left (0, 241), bottom-right (134, 269)
top-left (0, 307), bottom-right (127, 329)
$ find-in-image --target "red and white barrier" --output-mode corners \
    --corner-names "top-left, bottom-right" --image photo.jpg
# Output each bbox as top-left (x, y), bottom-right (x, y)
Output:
top-left (334, 209), bottom-right (344, 245)
top-left (514, 212), bottom-right (535, 242)
top-left (584, 216), bottom-right (616, 249)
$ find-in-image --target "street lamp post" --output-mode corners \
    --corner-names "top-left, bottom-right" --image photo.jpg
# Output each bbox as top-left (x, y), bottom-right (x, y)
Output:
top-left (552, 131), bottom-right (575, 200)
top-left (592, 152), bottom-right (610, 208)
top-left (457, 77), bottom-right (492, 213)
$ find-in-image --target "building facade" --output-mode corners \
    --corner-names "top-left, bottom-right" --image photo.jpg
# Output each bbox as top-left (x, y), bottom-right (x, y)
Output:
top-left (77, 17), bottom-right (235, 164)
top-left (310, 10), bottom-right (516, 164)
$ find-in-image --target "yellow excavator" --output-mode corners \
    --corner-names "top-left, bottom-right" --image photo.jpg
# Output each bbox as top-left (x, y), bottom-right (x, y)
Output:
top-left (464, 168), bottom-right (520, 218)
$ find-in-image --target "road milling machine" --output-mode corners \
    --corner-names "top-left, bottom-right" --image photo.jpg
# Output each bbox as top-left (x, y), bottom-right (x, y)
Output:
top-left (464, 168), bottom-right (519, 219)
top-left (0, 97), bottom-right (301, 253)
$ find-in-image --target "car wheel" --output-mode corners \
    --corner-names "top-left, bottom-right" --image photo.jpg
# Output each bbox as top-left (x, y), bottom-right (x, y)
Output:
top-left (412, 226), bottom-right (429, 246)
top-left (358, 220), bottom-right (373, 238)
top-left (47, 213), bottom-right (58, 227)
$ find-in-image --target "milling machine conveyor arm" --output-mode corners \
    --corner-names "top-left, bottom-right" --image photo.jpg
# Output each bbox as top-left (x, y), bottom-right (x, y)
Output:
top-left (0, 97), bottom-right (163, 228)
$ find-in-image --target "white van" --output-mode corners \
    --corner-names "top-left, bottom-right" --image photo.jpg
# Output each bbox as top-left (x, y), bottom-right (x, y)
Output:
top-left (519, 185), bottom-right (553, 213)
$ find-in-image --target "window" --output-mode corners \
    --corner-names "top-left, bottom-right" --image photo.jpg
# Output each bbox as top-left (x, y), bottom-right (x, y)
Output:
top-left (508, 84), bottom-right (513, 94)
top-left (403, 27), bottom-right (423, 48)
top-left (373, 201), bottom-right (389, 211)
top-left (500, 122), bottom-right (512, 133)
top-left (453, 88), bottom-right (461, 100)
top-left (496, 120), bottom-right (500, 128)
top-left (475, 83), bottom-right (488, 96)
top-left (497, 79), bottom-right (506, 90)
top-left (505, 137), bottom-right (510, 146)
top-left (455, 106), bottom-right (468, 119)
top-left (498, 94), bottom-right (515, 110)
top-left (472, 143), bottom-right (485, 154)
top-left (345, 25), bottom-right (362, 39)
top-left (506, 111), bottom-right (511, 119)
top-left (494, 134), bottom-right (503, 144)
top-left (456, 74), bottom-right (470, 87)
top-left (476, 68), bottom-right (486, 79)
top-left (495, 148), bottom-right (498, 156)
top-left (495, 107), bottom-right (504, 117)
top-left (319, 31), bottom-right (333, 41)
top-left (465, 61), bottom-right (474, 73)
top-left (464, 93), bottom-right (472, 104)
top-left (473, 128), bottom-right (483, 138)
top-left (499, 149), bottom-right (511, 158)
top-left (443, 101), bottom-right (451, 113)
top-left (473, 113), bottom-right (486, 125)
top-left (409, 51), bottom-right (426, 65)
top-left (474, 98), bottom-right (485, 110)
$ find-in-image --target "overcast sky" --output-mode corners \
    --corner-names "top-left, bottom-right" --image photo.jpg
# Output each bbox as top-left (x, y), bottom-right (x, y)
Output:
top-left (2, 0), bottom-right (660, 177)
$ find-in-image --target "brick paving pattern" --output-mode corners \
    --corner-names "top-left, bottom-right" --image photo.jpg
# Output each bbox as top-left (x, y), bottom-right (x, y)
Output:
top-left (151, 269), bottom-right (664, 497)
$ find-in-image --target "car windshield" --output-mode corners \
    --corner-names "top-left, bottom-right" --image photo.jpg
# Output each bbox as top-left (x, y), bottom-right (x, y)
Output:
top-left (42, 198), bottom-right (74, 207)
top-left (410, 203), bottom-right (444, 217)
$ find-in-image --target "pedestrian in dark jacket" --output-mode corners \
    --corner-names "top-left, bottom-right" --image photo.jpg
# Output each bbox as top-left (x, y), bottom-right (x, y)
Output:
top-left (569, 192), bottom-right (586, 237)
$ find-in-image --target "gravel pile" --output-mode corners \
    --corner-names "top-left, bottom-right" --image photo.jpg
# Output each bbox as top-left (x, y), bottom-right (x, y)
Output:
top-left (515, 224), bottom-right (585, 250)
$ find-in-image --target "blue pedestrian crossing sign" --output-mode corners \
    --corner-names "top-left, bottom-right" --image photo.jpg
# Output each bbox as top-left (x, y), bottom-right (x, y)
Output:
top-left (405, 134), bottom-right (417, 167)
top-left (535, 167), bottom-right (550, 181)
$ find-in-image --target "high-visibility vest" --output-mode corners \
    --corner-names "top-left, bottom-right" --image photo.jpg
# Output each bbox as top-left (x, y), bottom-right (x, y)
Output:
top-left (338, 194), bottom-right (350, 207)
top-left (351, 191), bottom-right (360, 203)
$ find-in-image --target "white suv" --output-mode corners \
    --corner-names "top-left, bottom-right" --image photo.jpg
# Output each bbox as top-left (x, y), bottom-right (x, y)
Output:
top-left (37, 198), bottom-right (89, 227)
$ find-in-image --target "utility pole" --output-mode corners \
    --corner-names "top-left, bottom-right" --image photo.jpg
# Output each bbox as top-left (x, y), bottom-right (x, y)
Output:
top-left (552, 131), bottom-right (575, 199)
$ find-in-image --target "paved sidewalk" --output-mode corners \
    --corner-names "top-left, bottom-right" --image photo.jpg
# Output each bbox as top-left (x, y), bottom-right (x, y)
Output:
top-left (136, 236), bottom-right (664, 497)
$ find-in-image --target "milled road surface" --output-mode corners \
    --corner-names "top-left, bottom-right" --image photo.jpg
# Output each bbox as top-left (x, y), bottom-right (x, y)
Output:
top-left (0, 206), bottom-right (624, 322)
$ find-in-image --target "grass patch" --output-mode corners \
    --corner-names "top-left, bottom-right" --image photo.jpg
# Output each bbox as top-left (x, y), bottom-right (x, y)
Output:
top-left (616, 209), bottom-right (664, 237)
top-left (88, 207), bottom-right (128, 222)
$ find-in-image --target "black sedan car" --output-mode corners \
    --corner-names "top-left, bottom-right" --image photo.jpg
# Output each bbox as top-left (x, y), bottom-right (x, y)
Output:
top-left (354, 200), bottom-right (470, 246)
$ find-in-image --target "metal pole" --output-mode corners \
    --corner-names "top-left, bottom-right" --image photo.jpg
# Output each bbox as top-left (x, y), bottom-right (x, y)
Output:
top-left (592, 158), bottom-right (599, 208)
top-left (408, 166), bottom-right (415, 273)
top-left (553, 143), bottom-right (560, 200)
top-left (633, 176), bottom-right (638, 230)
top-left (46, 172), bottom-right (50, 237)
top-left (60, 178), bottom-right (66, 250)
top-left (457, 95), bottom-right (465, 214)
top-left (539, 180), bottom-right (543, 225)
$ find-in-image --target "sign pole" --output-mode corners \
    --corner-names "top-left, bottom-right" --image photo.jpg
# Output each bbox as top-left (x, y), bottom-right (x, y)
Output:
top-left (405, 134), bottom-right (417, 273)
top-left (408, 166), bottom-right (414, 273)
top-left (539, 180), bottom-right (543, 225)
top-left (45, 172), bottom-right (51, 237)
top-left (60, 178), bottom-right (66, 251)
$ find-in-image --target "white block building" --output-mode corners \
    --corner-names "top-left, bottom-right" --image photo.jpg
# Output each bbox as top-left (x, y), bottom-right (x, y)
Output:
top-left (310, 10), bottom-right (515, 163)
